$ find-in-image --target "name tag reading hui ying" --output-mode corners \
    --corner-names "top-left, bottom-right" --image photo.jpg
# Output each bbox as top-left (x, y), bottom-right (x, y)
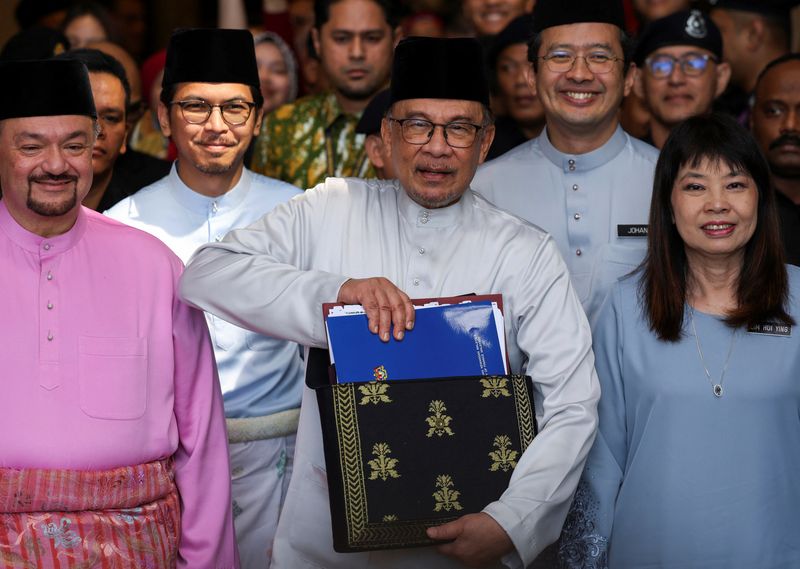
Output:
top-left (748, 322), bottom-right (792, 336)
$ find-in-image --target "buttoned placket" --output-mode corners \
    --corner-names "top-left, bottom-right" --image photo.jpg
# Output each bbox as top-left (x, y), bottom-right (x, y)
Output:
top-left (408, 209), bottom-right (435, 291)
top-left (39, 241), bottom-right (61, 390)
top-left (564, 157), bottom-right (591, 263)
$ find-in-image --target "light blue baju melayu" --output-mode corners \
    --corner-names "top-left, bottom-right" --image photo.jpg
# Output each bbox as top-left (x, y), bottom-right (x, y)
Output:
top-left (561, 268), bottom-right (800, 569)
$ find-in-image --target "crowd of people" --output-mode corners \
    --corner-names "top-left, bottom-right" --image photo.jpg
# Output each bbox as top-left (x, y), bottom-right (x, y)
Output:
top-left (2, 0), bottom-right (800, 568)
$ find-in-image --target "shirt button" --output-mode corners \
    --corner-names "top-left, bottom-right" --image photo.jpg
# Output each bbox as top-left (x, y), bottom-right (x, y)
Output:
top-left (215, 235), bottom-right (223, 242)
top-left (413, 278), bottom-right (420, 286)
top-left (576, 249), bottom-right (582, 256)
top-left (47, 331), bottom-right (54, 341)
top-left (420, 218), bottom-right (429, 224)
top-left (43, 243), bottom-right (51, 250)
top-left (211, 202), bottom-right (219, 213)
top-left (47, 302), bottom-right (54, 310)
top-left (572, 184), bottom-right (579, 191)
top-left (574, 213), bottom-right (581, 220)
top-left (46, 271), bottom-right (53, 281)
top-left (418, 247), bottom-right (425, 255)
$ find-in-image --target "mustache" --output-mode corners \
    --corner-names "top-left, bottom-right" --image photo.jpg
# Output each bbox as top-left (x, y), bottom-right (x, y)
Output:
top-left (29, 174), bottom-right (78, 184)
top-left (770, 134), bottom-right (800, 150)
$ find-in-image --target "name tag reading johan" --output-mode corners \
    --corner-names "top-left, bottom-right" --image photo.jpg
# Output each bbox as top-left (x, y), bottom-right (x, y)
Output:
top-left (617, 224), bottom-right (648, 237)
top-left (748, 322), bottom-right (792, 336)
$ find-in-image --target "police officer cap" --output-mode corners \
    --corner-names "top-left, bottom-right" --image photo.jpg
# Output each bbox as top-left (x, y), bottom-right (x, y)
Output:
top-left (356, 90), bottom-right (391, 135)
top-left (390, 37), bottom-right (490, 107)
top-left (708, 0), bottom-right (800, 17)
top-left (0, 59), bottom-right (96, 121)
top-left (634, 10), bottom-right (723, 66)
top-left (532, 0), bottom-right (625, 33)
top-left (488, 14), bottom-right (535, 68)
top-left (163, 28), bottom-right (260, 89)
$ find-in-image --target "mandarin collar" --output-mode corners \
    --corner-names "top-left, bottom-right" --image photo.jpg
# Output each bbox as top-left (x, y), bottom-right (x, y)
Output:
top-left (396, 182), bottom-right (469, 228)
top-left (0, 200), bottom-right (87, 256)
top-left (539, 125), bottom-right (628, 173)
top-left (167, 162), bottom-right (252, 215)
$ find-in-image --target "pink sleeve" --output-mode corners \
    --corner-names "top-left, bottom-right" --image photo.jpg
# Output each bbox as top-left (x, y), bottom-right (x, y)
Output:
top-left (171, 283), bottom-right (240, 569)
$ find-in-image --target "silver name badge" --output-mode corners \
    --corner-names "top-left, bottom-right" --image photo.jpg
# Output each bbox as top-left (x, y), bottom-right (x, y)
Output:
top-left (748, 322), bottom-right (792, 336)
top-left (617, 224), bottom-right (648, 237)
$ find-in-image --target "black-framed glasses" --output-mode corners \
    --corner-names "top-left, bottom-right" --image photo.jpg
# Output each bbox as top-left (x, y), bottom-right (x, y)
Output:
top-left (538, 51), bottom-right (624, 74)
top-left (387, 117), bottom-right (484, 148)
top-left (645, 53), bottom-right (717, 78)
top-left (169, 99), bottom-right (256, 126)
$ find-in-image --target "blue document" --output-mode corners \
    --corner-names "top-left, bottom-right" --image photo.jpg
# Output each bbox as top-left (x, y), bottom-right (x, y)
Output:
top-left (326, 301), bottom-right (506, 383)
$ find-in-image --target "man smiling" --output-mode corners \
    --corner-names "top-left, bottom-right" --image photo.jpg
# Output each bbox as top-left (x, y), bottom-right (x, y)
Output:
top-left (473, 0), bottom-right (659, 320)
top-left (180, 36), bottom-right (599, 569)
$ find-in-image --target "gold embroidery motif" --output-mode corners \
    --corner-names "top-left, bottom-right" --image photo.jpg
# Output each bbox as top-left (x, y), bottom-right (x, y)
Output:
top-left (373, 365), bottom-right (388, 381)
top-left (433, 475), bottom-right (463, 512)
top-left (425, 400), bottom-right (455, 437)
top-left (382, 515), bottom-right (398, 522)
top-left (358, 381), bottom-right (392, 405)
top-left (367, 443), bottom-right (401, 481)
top-left (488, 435), bottom-right (519, 472)
top-left (511, 375), bottom-right (536, 449)
top-left (480, 377), bottom-right (511, 398)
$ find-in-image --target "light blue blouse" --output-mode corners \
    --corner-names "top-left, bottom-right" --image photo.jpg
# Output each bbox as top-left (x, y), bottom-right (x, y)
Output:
top-left (561, 267), bottom-right (800, 569)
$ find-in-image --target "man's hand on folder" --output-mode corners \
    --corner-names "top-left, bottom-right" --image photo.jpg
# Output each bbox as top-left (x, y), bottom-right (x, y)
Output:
top-left (427, 512), bottom-right (514, 568)
top-left (337, 277), bottom-right (415, 342)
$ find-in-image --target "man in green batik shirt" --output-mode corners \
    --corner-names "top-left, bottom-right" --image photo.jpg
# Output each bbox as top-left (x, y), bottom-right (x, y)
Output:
top-left (251, 0), bottom-right (399, 189)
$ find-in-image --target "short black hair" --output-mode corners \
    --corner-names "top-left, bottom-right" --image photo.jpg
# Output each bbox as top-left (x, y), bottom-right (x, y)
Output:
top-left (159, 83), bottom-right (264, 117)
top-left (314, 0), bottom-right (400, 29)
top-left (753, 52), bottom-right (800, 95)
top-left (55, 48), bottom-right (130, 112)
top-left (527, 26), bottom-right (634, 73)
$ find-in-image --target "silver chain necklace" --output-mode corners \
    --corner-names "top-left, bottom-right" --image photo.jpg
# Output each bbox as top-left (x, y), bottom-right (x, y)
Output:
top-left (688, 307), bottom-right (737, 398)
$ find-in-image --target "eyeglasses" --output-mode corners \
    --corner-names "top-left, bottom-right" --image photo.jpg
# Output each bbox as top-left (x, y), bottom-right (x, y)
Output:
top-left (387, 117), bottom-right (484, 148)
top-left (169, 99), bottom-right (256, 126)
top-left (538, 51), bottom-right (624, 74)
top-left (644, 53), bottom-right (717, 79)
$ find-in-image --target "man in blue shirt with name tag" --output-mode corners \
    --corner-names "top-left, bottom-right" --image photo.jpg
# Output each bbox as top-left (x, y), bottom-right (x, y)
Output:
top-left (472, 0), bottom-right (659, 320)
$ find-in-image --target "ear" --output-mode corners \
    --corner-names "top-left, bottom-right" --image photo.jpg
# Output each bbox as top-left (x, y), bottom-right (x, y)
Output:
top-left (120, 122), bottom-right (128, 155)
top-left (364, 135), bottom-right (386, 170)
top-left (623, 63), bottom-right (636, 98)
top-left (478, 124), bottom-right (496, 164)
top-left (524, 63), bottom-right (538, 97)
top-left (632, 65), bottom-right (646, 100)
top-left (157, 101), bottom-right (172, 137)
top-left (392, 25), bottom-right (404, 47)
top-left (312, 27), bottom-right (322, 60)
top-left (745, 17), bottom-right (765, 51)
top-left (714, 62), bottom-right (732, 97)
top-left (253, 107), bottom-right (264, 135)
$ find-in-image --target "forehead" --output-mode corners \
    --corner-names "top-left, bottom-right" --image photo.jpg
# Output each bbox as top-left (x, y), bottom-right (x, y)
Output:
top-left (498, 43), bottom-right (529, 61)
top-left (391, 98), bottom-right (484, 121)
top-left (540, 22), bottom-right (622, 52)
top-left (649, 45), bottom-right (714, 59)
top-left (89, 72), bottom-right (126, 100)
top-left (1, 115), bottom-right (94, 141)
top-left (172, 82), bottom-right (253, 101)
top-left (756, 60), bottom-right (800, 101)
top-left (324, 0), bottom-right (390, 30)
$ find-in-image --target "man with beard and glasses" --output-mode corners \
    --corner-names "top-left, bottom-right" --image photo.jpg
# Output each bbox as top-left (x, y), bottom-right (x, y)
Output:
top-left (0, 58), bottom-right (237, 567)
top-left (180, 36), bottom-right (599, 569)
top-left (751, 53), bottom-right (800, 265)
top-left (106, 29), bottom-right (304, 568)
top-left (250, 0), bottom-right (400, 189)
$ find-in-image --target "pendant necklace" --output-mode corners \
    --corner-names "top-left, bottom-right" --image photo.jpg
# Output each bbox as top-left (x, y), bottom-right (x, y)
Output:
top-left (688, 307), bottom-right (737, 398)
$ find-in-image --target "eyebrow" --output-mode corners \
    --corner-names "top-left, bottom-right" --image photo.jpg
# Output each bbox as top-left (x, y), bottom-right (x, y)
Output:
top-left (402, 111), bottom-right (478, 123)
top-left (547, 42), bottom-right (614, 51)
top-left (14, 130), bottom-right (89, 142)
top-left (178, 95), bottom-right (252, 103)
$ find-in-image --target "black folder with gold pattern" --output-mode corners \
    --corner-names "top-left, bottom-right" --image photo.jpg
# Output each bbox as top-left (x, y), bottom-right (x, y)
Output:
top-left (307, 347), bottom-right (538, 553)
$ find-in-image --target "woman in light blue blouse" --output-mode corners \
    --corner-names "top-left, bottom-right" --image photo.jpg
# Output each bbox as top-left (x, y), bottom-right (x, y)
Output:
top-left (559, 113), bottom-right (800, 569)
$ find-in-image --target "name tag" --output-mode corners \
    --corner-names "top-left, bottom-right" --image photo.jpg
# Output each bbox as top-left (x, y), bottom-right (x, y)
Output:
top-left (617, 224), bottom-right (648, 237)
top-left (747, 322), bottom-right (792, 336)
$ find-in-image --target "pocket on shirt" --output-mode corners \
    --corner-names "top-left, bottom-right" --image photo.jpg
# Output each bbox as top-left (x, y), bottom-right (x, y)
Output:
top-left (78, 336), bottom-right (148, 420)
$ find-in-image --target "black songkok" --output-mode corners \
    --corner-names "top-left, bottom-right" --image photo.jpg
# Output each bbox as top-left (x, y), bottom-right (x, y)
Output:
top-left (390, 37), bottom-right (490, 107)
top-left (532, 0), bottom-right (625, 32)
top-left (708, 0), bottom-right (800, 18)
top-left (355, 89), bottom-right (391, 135)
top-left (488, 14), bottom-right (535, 68)
top-left (0, 59), bottom-right (96, 121)
top-left (634, 10), bottom-right (723, 66)
top-left (163, 28), bottom-right (260, 89)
